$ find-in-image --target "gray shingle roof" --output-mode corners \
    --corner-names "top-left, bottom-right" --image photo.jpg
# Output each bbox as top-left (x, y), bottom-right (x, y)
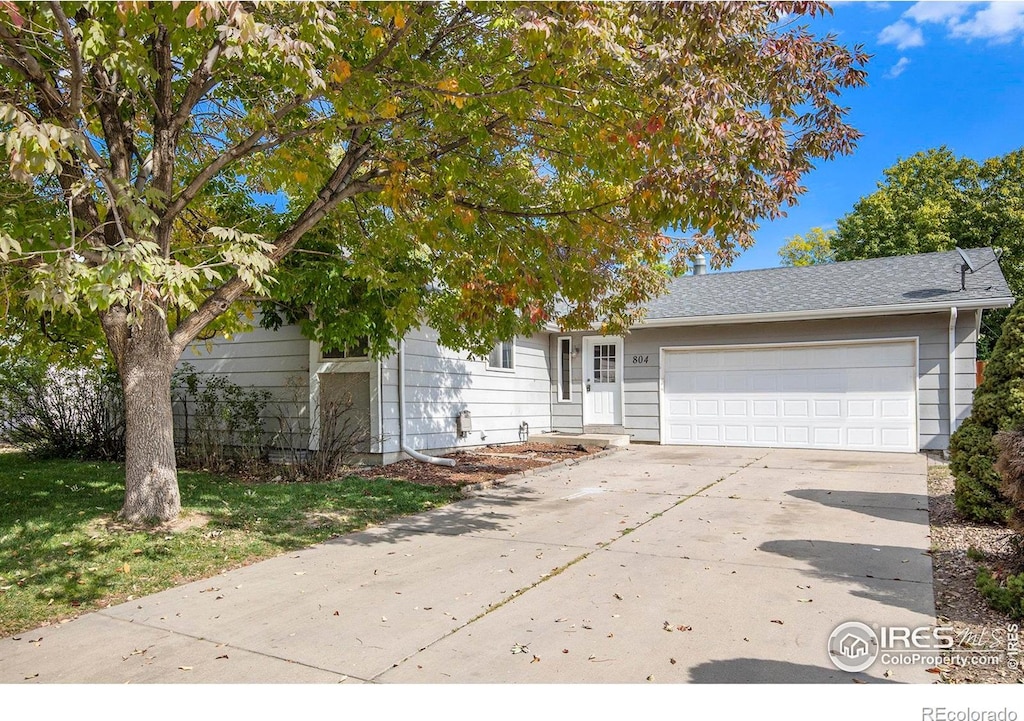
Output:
top-left (644, 247), bottom-right (1013, 321)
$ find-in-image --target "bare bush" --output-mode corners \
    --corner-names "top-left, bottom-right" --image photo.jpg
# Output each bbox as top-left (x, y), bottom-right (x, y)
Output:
top-left (0, 355), bottom-right (124, 460)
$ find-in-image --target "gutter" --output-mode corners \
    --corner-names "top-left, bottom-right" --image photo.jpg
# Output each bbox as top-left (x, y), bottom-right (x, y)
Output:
top-left (397, 339), bottom-right (456, 467)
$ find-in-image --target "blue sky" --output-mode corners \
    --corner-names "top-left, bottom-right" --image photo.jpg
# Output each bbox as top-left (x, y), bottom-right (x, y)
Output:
top-left (726, 0), bottom-right (1024, 272)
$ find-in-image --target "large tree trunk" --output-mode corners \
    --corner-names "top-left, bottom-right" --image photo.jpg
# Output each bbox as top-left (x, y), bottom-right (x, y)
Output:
top-left (102, 303), bottom-right (182, 524)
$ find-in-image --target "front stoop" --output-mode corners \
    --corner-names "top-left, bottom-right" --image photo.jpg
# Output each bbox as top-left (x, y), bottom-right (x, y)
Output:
top-left (528, 431), bottom-right (630, 448)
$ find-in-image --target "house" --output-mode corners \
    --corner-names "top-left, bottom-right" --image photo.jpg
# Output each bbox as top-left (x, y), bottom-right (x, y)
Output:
top-left (174, 247), bottom-right (1013, 461)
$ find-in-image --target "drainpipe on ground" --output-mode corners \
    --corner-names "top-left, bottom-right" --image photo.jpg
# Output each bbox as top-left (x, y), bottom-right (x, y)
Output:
top-left (398, 339), bottom-right (456, 467)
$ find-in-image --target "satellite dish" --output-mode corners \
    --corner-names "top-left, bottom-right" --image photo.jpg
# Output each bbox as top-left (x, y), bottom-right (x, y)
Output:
top-left (955, 247), bottom-right (975, 291)
top-left (956, 247), bottom-right (977, 273)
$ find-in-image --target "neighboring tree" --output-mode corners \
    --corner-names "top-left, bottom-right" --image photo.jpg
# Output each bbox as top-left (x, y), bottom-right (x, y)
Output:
top-left (949, 301), bottom-right (1024, 523)
top-left (831, 146), bottom-right (1024, 355)
top-left (777, 227), bottom-right (836, 267)
top-left (0, 2), bottom-right (868, 522)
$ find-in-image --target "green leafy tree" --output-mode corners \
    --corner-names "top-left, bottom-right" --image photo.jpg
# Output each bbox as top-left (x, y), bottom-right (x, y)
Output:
top-left (778, 227), bottom-right (836, 267)
top-left (950, 301), bottom-right (1024, 523)
top-left (0, 1), bottom-right (867, 521)
top-left (832, 146), bottom-right (1024, 355)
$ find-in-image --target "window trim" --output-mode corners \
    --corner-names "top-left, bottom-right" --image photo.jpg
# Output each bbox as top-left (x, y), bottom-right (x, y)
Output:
top-left (319, 337), bottom-right (370, 362)
top-left (485, 338), bottom-right (516, 373)
top-left (557, 336), bottom-right (573, 402)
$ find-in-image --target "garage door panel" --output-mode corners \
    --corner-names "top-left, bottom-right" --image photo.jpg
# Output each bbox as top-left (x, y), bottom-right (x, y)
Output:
top-left (848, 399), bottom-right (875, 417)
top-left (662, 341), bottom-right (917, 453)
top-left (814, 399), bottom-right (841, 417)
top-left (752, 399), bottom-right (778, 416)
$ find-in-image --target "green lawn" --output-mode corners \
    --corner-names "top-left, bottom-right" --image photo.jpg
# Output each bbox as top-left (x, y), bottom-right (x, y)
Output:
top-left (0, 452), bottom-right (463, 637)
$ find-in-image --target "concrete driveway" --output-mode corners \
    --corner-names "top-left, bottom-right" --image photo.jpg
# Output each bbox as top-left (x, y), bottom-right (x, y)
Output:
top-left (0, 446), bottom-right (934, 683)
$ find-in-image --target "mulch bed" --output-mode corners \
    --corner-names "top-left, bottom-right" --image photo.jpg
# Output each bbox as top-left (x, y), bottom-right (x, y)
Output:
top-left (927, 457), bottom-right (1024, 684)
top-left (352, 442), bottom-right (603, 487)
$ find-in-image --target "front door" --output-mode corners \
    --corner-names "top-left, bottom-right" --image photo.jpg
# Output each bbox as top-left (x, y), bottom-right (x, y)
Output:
top-left (583, 336), bottom-right (623, 426)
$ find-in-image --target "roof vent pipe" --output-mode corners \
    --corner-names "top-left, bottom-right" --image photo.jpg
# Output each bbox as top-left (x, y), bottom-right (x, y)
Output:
top-left (692, 254), bottom-right (707, 276)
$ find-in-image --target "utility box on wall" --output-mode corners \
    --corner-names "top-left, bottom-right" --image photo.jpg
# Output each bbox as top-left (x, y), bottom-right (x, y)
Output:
top-left (456, 409), bottom-right (472, 437)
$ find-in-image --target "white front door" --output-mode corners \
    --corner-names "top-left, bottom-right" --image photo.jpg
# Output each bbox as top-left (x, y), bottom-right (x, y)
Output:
top-left (583, 336), bottom-right (623, 426)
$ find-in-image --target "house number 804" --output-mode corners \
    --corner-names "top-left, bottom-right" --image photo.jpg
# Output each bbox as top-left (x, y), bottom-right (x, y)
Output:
top-left (632, 355), bottom-right (650, 365)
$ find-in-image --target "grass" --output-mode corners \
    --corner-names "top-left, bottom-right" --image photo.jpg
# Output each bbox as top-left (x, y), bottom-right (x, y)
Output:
top-left (0, 452), bottom-right (463, 637)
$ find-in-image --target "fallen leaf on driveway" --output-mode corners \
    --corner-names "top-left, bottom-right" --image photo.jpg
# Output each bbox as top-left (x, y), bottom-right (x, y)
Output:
top-left (851, 678), bottom-right (867, 684)
top-left (531, 655), bottom-right (541, 663)
top-left (562, 649), bottom-right (569, 654)
top-left (511, 643), bottom-right (530, 655)
top-left (216, 655), bottom-right (229, 660)
top-left (294, 572), bottom-right (306, 576)
top-left (797, 599), bottom-right (813, 603)
top-left (333, 611), bottom-right (340, 616)
top-left (926, 667), bottom-right (942, 674)
top-left (178, 666), bottom-right (192, 671)
top-left (613, 593), bottom-right (622, 600)
top-left (771, 619), bottom-right (784, 625)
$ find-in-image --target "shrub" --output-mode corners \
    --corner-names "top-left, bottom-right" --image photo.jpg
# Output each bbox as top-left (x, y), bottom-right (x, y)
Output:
top-left (995, 429), bottom-right (1024, 534)
top-left (950, 301), bottom-right (1024, 523)
top-left (272, 376), bottom-right (371, 482)
top-left (0, 354), bottom-right (124, 460)
top-left (976, 566), bottom-right (1024, 620)
top-left (172, 363), bottom-right (270, 470)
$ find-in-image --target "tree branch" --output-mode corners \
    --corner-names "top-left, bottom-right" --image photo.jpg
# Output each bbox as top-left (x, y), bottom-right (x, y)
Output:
top-left (48, 1), bottom-right (83, 117)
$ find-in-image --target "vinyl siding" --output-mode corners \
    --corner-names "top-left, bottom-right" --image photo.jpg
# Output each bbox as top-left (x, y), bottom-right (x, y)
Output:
top-left (379, 326), bottom-right (551, 455)
top-left (550, 312), bottom-right (979, 450)
top-left (174, 318), bottom-right (310, 455)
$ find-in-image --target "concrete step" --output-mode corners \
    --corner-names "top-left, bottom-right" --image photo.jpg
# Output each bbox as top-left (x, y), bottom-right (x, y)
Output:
top-left (528, 431), bottom-right (630, 448)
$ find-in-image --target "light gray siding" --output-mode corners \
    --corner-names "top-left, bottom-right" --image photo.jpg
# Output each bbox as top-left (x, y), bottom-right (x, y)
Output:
top-left (379, 326), bottom-right (551, 457)
top-left (174, 318), bottom-right (310, 455)
top-left (550, 312), bottom-right (979, 450)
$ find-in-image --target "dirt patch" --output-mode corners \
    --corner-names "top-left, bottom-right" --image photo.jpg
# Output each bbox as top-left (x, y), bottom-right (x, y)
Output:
top-left (927, 458), bottom-right (1023, 684)
top-left (353, 443), bottom-right (603, 487)
top-left (88, 511), bottom-right (212, 536)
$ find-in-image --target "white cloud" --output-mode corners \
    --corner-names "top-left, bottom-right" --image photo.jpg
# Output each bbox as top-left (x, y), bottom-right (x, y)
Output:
top-left (878, 20), bottom-right (926, 49)
top-left (891, 2), bottom-right (1024, 45)
top-left (904, 2), bottom-right (973, 25)
top-left (948, 2), bottom-right (1024, 42)
top-left (866, 2), bottom-right (892, 10)
top-left (886, 56), bottom-right (912, 78)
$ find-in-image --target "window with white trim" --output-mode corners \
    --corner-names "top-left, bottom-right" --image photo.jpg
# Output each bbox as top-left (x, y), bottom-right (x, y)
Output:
top-left (558, 337), bottom-right (572, 401)
top-left (487, 339), bottom-right (514, 370)
top-left (320, 337), bottom-right (369, 360)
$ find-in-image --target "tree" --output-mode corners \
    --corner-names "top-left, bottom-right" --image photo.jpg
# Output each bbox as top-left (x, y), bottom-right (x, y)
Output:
top-left (831, 146), bottom-right (1024, 354)
top-left (950, 301), bottom-right (1024, 523)
top-left (777, 227), bottom-right (835, 266)
top-left (0, 1), bottom-right (867, 522)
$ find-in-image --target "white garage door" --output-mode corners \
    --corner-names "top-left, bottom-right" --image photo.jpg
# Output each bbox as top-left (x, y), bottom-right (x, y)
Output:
top-left (661, 340), bottom-right (918, 453)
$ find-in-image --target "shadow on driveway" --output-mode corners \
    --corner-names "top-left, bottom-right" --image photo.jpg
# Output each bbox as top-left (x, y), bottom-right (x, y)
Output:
top-left (322, 488), bottom-right (543, 545)
top-left (687, 657), bottom-right (896, 683)
top-left (786, 488), bottom-right (929, 524)
top-left (758, 539), bottom-right (933, 616)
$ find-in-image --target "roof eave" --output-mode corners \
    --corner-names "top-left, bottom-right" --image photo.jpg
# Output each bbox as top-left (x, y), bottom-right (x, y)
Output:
top-left (635, 297), bottom-right (1015, 329)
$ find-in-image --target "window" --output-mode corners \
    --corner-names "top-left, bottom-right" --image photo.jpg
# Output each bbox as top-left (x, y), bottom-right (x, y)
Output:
top-left (487, 340), bottom-right (514, 370)
top-left (592, 342), bottom-right (616, 383)
top-left (320, 337), bottom-right (369, 360)
top-left (558, 337), bottom-right (572, 401)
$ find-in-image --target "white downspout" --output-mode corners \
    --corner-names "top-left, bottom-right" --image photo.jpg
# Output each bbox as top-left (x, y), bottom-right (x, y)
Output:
top-left (949, 306), bottom-right (958, 438)
top-left (398, 339), bottom-right (456, 467)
